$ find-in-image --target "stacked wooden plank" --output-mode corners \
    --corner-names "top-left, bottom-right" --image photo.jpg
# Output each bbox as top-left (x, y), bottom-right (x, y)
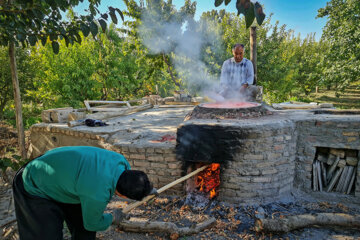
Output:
top-left (313, 148), bottom-right (358, 194)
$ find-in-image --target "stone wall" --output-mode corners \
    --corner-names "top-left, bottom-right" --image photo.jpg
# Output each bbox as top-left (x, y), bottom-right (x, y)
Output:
top-left (29, 111), bottom-right (360, 204)
top-left (119, 146), bottom-right (183, 194)
top-left (29, 124), bottom-right (111, 159)
top-left (177, 120), bottom-right (297, 204)
top-left (29, 124), bottom-right (183, 194)
top-left (294, 118), bottom-right (360, 197)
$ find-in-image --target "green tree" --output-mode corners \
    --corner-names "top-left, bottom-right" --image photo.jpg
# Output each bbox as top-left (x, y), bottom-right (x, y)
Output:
top-left (0, 0), bottom-right (124, 158)
top-left (122, 0), bottom-right (198, 95)
top-left (318, 0), bottom-right (360, 93)
top-left (0, 46), bottom-right (35, 118)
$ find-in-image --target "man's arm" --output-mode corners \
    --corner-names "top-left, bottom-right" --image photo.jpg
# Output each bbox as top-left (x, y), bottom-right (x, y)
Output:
top-left (80, 196), bottom-right (113, 231)
top-left (244, 60), bottom-right (254, 85)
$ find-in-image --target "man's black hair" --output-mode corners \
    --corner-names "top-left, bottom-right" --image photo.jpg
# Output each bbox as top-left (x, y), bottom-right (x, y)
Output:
top-left (232, 43), bottom-right (245, 50)
top-left (116, 170), bottom-right (152, 201)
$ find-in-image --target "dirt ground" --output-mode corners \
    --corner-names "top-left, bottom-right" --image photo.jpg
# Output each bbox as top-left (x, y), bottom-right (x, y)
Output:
top-left (1, 182), bottom-right (360, 240)
top-left (1, 122), bottom-right (360, 240)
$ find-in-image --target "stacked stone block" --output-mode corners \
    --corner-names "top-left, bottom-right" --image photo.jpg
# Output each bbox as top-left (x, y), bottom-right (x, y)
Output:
top-left (294, 119), bottom-right (360, 197)
top-left (118, 146), bottom-right (183, 194)
top-left (218, 123), bottom-right (297, 204)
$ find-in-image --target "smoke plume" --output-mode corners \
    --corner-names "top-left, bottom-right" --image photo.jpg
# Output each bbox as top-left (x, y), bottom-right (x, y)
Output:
top-left (138, 8), bottom-right (221, 98)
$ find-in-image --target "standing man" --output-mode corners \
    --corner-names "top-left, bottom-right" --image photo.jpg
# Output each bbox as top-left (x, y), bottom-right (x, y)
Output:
top-left (12, 146), bottom-right (155, 240)
top-left (219, 43), bottom-right (258, 101)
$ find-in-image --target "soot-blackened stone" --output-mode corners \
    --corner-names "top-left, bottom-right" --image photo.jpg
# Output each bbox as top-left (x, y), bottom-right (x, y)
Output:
top-left (176, 124), bottom-right (248, 163)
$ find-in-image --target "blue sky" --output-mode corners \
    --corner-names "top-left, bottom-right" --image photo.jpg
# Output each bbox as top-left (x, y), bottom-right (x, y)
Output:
top-left (76, 0), bottom-right (329, 40)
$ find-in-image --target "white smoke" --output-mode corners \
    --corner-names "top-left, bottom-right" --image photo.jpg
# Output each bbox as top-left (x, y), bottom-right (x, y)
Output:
top-left (138, 8), bottom-right (222, 99)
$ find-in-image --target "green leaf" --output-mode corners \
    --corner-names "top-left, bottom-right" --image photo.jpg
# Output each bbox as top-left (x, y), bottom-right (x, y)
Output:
top-left (52, 41), bottom-right (59, 54)
top-left (50, 34), bottom-right (57, 41)
top-left (16, 33), bottom-right (26, 42)
top-left (101, 13), bottom-right (108, 20)
top-left (98, 19), bottom-right (107, 32)
top-left (215, 0), bottom-right (224, 7)
top-left (254, 2), bottom-right (266, 25)
top-left (236, 0), bottom-right (246, 15)
top-left (75, 33), bottom-right (82, 44)
top-left (90, 21), bottom-right (98, 37)
top-left (64, 36), bottom-right (70, 47)
top-left (245, 2), bottom-right (255, 28)
top-left (28, 35), bottom-right (37, 46)
top-left (80, 23), bottom-right (90, 37)
top-left (115, 8), bottom-right (124, 21)
top-left (225, 0), bottom-right (231, 6)
top-left (40, 35), bottom-right (47, 46)
top-left (109, 7), bottom-right (118, 25)
top-left (12, 155), bottom-right (21, 161)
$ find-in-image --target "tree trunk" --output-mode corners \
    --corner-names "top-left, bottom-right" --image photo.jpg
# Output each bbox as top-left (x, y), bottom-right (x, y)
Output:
top-left (250, 26), bottom-right (257, 85)
top-left (162, 53), bottom-right (181, 88)
top-left (9, 43), bottom-right (27, 159)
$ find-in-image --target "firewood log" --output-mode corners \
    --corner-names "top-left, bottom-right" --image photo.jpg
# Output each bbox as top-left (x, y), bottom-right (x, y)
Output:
top-left (326, 168), bottom-right (343, 192)
top-left (336, 166), bottom-right (349, 192)
top-left (346, 169), bottom-right (356, 194)
top-left (117, 217), bottom-right (216, 236)
top-left (320, 162), bottom-right (327, 188)
top-left (341, 166), bottom-right (354, 193)
top-left (326, 156), bottom-right (340, 182)
top-left (316, 161), bottom-right (323, 191)
top-left (254, 213), bottom-right (360, 232)
top-left (312, 162), bottom-right (318, 191)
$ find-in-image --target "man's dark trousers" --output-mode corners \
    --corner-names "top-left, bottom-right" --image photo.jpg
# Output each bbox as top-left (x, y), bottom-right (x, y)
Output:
top-left (12, 167), bottom-right (96, 240)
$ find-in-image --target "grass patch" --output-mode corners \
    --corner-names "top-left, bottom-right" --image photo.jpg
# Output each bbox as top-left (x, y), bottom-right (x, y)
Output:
top-left (307, 83), bottom-right (360, 109)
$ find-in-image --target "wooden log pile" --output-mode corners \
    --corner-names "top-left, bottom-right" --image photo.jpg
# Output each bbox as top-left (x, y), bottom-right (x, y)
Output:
top-left (313, 148), bottom-right (358, 194)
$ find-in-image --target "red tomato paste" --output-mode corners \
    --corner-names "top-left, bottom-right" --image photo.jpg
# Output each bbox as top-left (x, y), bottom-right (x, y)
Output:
top-left (202, 102), bottom-right (259, 109)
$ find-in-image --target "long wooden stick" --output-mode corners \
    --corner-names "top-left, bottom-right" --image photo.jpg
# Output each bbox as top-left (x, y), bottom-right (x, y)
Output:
top-left (122, 164), bottom-right (209, 213)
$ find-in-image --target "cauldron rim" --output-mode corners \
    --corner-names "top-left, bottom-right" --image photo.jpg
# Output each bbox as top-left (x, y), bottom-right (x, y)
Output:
top-left (199, 101), bottom-right (261, 110)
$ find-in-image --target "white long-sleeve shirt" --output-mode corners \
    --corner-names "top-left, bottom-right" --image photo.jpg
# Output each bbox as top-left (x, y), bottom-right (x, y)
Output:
top-left (220, 57), bottom-right (254, 92)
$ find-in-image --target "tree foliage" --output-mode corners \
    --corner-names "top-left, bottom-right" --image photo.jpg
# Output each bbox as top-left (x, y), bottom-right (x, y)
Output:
top-left (214, 0), bottom-right (266, 28)
top-left (0, 46), bottom-right (37, 118)
top-left (317, 0), bottom-right (360, 92)
top-left (0, 0), bottom-right (124, 53)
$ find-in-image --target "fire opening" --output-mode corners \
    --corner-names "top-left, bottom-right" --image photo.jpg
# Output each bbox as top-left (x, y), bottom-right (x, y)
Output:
top-left (187, 163), bottom-right (221, 199)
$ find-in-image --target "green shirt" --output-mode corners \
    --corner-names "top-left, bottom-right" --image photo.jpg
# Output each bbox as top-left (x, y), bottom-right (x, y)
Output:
top-left (22, 146), bottom-right (130, 231)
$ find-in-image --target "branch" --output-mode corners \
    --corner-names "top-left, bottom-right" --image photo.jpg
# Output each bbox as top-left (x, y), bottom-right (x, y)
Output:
top-left (162, 53), bottom-right (181, 88)
top-left (117, 217), bottom-right (216, 236)
top-left (255, 213), bottom-right (360, 232)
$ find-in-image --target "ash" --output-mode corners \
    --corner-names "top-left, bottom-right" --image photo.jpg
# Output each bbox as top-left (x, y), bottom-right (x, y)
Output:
top-left (184, 191), bottom-right (211, 210)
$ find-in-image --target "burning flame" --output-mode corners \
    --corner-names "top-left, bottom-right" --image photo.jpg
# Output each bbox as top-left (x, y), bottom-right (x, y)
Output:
top-left (195, 163), bottom-right (220, 199)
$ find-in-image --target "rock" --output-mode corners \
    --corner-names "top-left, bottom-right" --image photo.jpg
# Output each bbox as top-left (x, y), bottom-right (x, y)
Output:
top-left (317, 153), bottom-right (328, 163)
top-left (327, 154), bottom-right (337, 165)
top-left (346, 156), bottom-right (358, 166)
top-left (337, 160), bottom-right (346, 168)
top-left (319, 103), bottom-right (334, 108)
top-left (330, 149), bottom-right (345, 158)
top-left (255, 207), bottom-right (266, 219)
top-left (41, 107), bottom-right (74, 123)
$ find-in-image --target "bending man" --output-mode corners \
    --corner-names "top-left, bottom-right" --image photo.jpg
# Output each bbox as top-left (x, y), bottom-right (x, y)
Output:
top-left (12, 146), bottom-right (155, 240)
